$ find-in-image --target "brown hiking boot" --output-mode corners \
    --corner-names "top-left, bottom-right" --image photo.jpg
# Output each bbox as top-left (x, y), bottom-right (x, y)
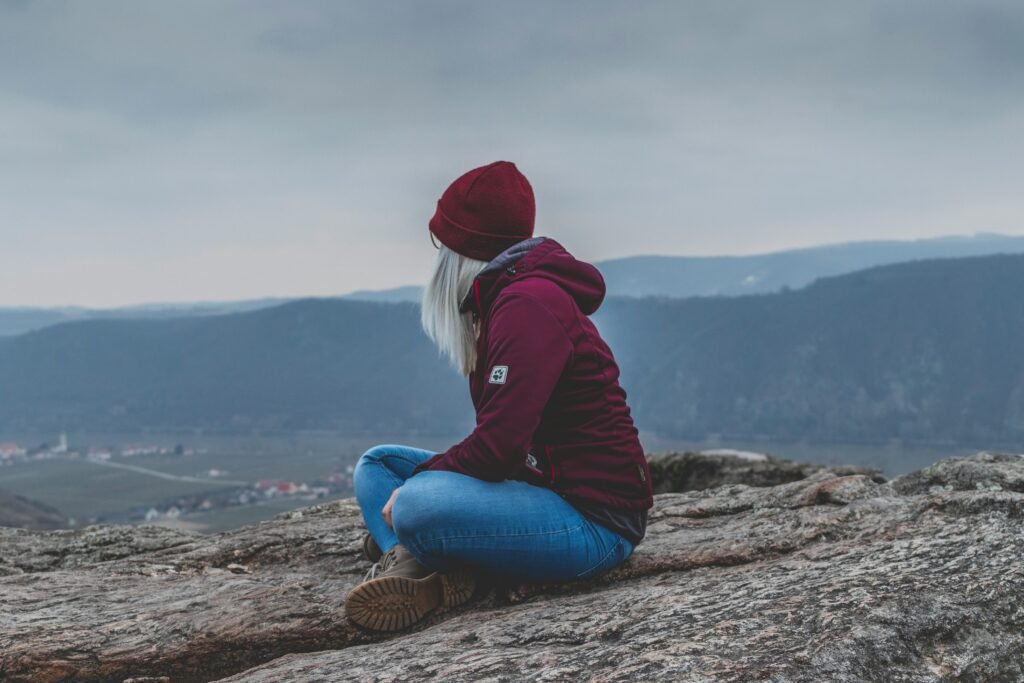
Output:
top-left (361, 533), bottom-right (383, 564)
top-left (345, 544), bottom-right (476, 632)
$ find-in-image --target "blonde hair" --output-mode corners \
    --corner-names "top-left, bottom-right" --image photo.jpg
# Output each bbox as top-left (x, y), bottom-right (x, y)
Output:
top-left (421, 241), bottom-right (490, 377)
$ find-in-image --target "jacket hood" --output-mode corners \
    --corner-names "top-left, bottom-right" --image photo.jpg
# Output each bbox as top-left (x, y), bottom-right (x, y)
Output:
top-left (459, 236), bottom-right (606, 320)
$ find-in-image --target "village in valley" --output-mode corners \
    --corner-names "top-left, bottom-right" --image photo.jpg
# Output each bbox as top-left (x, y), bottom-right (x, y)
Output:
top-left (1, 433), bottom-right (195, 464)
top-left (0, 433), bottom-right (355, 528)
top-left (130, 474), bottom-right (350, 527)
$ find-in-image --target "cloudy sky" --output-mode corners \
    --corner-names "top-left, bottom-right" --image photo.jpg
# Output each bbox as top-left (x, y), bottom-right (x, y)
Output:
top-left (1, 0), bottom-right (1022, 307)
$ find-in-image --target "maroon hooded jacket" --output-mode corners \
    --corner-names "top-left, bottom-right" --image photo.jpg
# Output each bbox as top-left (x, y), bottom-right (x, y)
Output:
top-left (411, 236), bottom-right (654, 542)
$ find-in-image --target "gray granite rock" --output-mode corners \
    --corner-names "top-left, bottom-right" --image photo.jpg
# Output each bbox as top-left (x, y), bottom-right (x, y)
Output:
top-left (1, 452), bottom-right (1022, 682)
top-left (646, 449), bottom-right (886, 494)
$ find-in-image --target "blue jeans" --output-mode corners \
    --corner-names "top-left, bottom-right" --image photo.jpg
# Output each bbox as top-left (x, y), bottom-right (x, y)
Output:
top-left (353, 444), bottom-right (635, 583)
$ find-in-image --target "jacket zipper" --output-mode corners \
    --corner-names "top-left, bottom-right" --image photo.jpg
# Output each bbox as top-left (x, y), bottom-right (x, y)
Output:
top-left (473, 279), bottom-right (482, 324)
top-left (473, 278), bottom-right (486, 379)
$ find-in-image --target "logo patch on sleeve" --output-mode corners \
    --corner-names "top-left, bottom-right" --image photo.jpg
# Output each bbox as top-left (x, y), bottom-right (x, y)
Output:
top-left (488, 365), bottom-right (508, 384)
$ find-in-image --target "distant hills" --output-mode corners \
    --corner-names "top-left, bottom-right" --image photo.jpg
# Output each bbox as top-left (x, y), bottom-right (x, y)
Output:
top-left (331, 232), bottom-right (1024, 304)
top-left (0, 291), bottom-right (424, 337)
top-left (340, 285), bottom-right (425, 304)
top-left (0, 300), bottom-right (472, 435)
top-left (3, 233), bottom-right (1023, 337)
top-left (1, 252), bottom-right (1023, 446)
top-left (0, 489), bottom-right (69, 529)
top-left (0, 299), bottom-right (293, 337)
top-left (596, 232), bottom-right (1024, 298)
top-left (594, 253), bottom-right (1024, 446)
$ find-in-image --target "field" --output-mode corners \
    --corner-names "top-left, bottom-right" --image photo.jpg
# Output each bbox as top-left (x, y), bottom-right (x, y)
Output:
top-left (0, 432), bottom-right (463, 532)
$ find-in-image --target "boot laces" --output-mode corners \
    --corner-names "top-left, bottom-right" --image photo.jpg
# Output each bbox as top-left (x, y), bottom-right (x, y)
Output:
top-left (363, 547), bottom-right (398, 582)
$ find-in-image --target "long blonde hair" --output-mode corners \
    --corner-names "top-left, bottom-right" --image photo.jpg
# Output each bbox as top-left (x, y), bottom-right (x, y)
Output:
top-left (421, 241), bottom-right (490, 377)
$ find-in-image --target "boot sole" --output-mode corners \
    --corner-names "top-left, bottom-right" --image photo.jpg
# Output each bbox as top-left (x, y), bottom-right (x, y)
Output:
top-left (345, 571), bottom-right (476, 632)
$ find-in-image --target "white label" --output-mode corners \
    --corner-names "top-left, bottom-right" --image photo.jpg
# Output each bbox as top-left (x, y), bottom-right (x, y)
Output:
top-left (488, 365), bottom-right (508, 384)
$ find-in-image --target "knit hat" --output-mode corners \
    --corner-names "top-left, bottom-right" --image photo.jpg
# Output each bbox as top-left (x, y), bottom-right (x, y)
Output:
top-left (428, 161), bottom-right (535, 261)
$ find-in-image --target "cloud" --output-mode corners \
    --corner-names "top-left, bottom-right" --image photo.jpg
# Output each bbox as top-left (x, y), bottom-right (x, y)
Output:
top-left (1, 1), bottom-right (1022, 305)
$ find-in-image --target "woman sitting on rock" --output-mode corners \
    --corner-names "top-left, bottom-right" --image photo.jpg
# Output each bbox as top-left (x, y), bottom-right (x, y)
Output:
top-left (345, 161), bottom-right (654, 632)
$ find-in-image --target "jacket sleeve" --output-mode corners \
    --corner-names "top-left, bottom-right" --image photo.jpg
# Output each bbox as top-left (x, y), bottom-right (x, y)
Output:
top-left (410, 292), bottom-right (574, 482)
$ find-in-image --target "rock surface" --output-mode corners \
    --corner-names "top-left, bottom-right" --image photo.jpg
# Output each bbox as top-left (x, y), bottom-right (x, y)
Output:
top-left (2, 451), bottom-right (1023, 682)
top-left (646, 450), bottom-right (885, 494)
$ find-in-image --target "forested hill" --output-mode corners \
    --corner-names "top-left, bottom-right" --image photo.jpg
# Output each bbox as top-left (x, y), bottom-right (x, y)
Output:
top-left (595, 253), bottom-right (1024, 445)
top-left (0, 299), bottom-right (472, 435)
top-left (1, 253), bottom-right (1023, 445)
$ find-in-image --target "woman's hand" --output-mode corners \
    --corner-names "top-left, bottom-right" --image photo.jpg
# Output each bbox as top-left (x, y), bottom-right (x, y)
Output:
top-left (382, 487), bottom-right (400, 528)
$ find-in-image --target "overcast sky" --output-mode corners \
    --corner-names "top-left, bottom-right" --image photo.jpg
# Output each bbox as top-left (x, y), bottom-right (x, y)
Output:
top-left (1, 1), bottom-right (1022, 307)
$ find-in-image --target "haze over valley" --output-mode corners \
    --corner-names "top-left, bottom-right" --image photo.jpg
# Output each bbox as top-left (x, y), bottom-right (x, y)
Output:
top-left (4, 232), bottom-right (1023, 336)
top-left (1, 240), bottom-right (1019, 532)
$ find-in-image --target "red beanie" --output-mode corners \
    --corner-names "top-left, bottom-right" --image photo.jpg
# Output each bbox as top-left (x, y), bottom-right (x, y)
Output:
top-left (429, 160), bottom-right (535, 261)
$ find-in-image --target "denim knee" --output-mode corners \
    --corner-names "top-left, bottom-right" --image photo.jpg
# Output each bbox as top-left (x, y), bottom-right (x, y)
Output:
top-left (352, 450), bottom-right (372, 496)
top-left (390, 474), bottom-right (460, 570)
top-left (391, 474), bottom-right (456, 541)
top-left (357, 443), bottom-right (394, 466)
top-left (353, 444), bottom-right (389, 497)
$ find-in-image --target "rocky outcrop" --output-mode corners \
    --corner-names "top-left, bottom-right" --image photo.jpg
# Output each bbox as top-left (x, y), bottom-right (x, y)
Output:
top-left (646, 450), bottom-right (885, 493)
top-left (2, 452), bottom-right (1023, 682)
top-left (0, 489), bottom-right (69, 530)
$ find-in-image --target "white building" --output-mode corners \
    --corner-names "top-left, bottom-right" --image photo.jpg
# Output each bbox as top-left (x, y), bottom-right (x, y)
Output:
top-left (0, 443), bottom-right (26, 459)
top-left (52, 432), bottom-right (69, 454)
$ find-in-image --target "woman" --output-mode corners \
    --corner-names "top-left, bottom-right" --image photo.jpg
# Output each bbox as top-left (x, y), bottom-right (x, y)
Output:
top-left (345, 160), bottom-right (653, 632)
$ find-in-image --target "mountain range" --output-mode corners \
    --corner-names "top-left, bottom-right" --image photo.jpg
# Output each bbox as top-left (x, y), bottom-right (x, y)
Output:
top-left (0, 299), bottom-right (472, 435)
top-left (594, 253), bottom-right (1024, 445)
top-left (3, 232), bottom-right (1023, 336)
top-left (1, 251), bottom-right (1023, 446)
top-left (596, 231), bottom-right (1024, 298)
